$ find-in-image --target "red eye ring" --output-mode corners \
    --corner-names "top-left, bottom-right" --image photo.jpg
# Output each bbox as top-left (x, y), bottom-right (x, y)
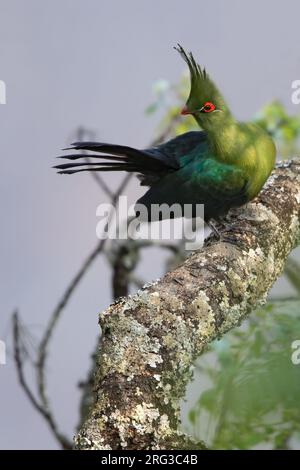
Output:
top-left (202, 101), bottom-right (216, 113)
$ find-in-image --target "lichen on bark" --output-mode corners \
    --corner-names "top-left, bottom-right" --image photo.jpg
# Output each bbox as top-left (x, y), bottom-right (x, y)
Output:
top-left (75, 159), bottom-right (300, 450)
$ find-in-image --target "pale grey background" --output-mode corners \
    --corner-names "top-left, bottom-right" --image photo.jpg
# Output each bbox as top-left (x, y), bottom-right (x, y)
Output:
top-left (0, 0), bottom-right (299, 449)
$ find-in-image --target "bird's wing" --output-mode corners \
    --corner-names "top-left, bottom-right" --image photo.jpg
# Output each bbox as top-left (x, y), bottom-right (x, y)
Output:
top-left (144, 131), bottom-right (207, 168)
top-left (137, 157), bottom-right (249, 220)
top-left (189, 158), bottom-right (248, 202)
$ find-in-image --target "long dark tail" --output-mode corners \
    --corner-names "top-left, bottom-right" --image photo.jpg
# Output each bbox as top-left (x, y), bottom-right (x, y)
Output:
top-left (54, 142), bottom-right (170, 175)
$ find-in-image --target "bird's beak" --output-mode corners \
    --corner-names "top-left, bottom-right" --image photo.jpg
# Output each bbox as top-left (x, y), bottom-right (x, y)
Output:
top-left (181, 105), bottom-right (192, 115)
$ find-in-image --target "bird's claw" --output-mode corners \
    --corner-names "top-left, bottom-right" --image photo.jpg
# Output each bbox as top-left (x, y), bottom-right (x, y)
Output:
top-left (219, 234), bottom-right (248, 252)
top-left (207, 220), bottom-right (248, 252)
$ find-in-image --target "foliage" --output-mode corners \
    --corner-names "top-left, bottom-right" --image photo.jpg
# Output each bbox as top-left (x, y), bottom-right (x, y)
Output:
top-left (254, 101), bottom-right (300, 158)
top-left (188, 300), bottom-right (300, 449)
top-left (185, 256), bottom-right (300, 449)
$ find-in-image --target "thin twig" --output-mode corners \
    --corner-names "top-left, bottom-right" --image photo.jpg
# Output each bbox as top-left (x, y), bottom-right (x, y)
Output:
top-left (36, 238), bottom-right (107, 409)
top-left (12, 311), bottom-right (72, 449)
top-left (151, 114), bottom-right (182, 146)
top-left (36, 173), bottom-right (132, 417)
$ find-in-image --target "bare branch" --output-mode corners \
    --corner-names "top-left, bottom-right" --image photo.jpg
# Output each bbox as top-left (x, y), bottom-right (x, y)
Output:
top-left (12, 312), bottom-right (72, 449)
top-left (35, 238), bottom-right (107, 410)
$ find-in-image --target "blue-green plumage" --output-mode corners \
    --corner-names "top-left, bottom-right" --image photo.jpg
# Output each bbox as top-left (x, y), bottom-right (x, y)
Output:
top-left (55, 45), bottom-right (276, 222)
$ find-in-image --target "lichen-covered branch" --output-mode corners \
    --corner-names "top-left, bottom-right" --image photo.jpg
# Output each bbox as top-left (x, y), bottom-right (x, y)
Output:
top-left (76, 159), bottom-right (300, 450)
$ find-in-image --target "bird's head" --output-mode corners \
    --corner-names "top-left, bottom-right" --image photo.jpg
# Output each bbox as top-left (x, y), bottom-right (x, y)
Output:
top-left (175, 44), bottom-right (231, 129)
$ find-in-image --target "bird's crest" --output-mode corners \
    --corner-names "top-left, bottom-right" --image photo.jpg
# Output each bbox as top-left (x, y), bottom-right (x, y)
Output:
top-left (174, 44), bottom-right (228, 113)
top-left (174, 44), bottom-right (208, 85)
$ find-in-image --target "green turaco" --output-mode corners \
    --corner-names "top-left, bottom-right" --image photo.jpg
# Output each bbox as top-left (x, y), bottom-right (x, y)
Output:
top-left (55, 44), bottom-right (276, 223)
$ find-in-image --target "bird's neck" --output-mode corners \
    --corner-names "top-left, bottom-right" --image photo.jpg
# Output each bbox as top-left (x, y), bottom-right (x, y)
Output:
top-left (198, 116), bottom-right (240, 162)
top-left (211, 123), bottom-right (238, 159)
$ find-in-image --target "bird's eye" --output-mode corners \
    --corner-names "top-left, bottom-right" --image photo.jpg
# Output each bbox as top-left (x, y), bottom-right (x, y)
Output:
top-left (202, 102), bottom-right (216, 113)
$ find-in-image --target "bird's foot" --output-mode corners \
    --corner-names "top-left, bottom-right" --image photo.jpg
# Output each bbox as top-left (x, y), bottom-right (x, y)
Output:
top-left (206, 220), bottom-right (221, 239)
top-left (217, 216), bottom-right (255, 232)
top-left (206, 220), bottom-right (248, 252)
top-left (221, 234), bottom-right (248, 252)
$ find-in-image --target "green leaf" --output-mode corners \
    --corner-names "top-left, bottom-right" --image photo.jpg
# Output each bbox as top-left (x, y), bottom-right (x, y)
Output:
top-left (145, 103), bottom-right (158, 115)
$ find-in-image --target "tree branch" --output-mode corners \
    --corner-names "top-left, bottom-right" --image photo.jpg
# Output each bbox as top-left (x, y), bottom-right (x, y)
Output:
top-left (75, 159), bottom-right (300, 450)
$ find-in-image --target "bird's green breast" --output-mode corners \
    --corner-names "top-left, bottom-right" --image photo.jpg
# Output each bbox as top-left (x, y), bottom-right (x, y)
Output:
top-left (209, 121), bottom-right (276, 201)
top-left (235, 123), bottom-right (276, 200)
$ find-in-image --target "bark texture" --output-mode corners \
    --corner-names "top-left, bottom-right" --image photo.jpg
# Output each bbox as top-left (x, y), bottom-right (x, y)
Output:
top-left (75, 159), bottom-right (300, 450)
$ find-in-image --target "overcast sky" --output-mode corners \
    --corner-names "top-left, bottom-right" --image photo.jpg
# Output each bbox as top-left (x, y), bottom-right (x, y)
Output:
top-left (1, 0), bottom-right (300, 449)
